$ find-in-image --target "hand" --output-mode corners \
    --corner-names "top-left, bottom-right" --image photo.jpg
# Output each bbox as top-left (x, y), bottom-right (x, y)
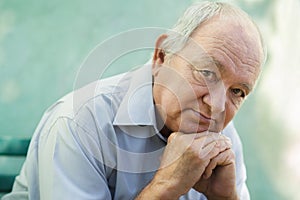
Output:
top-left (136, 132), bottom-right (232, 199)
top-left (193, 148), bottom-right (238, 200)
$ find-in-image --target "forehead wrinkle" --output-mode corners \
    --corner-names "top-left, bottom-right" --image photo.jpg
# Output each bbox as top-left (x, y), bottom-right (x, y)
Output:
top-left (190, 37), bottom-right (240, 73)
top-left (243, 57), bottom-right (261, 69)
top-left (194, 33), bottom-right (261, 72)
top-left (223, 42), bottom-right (260, 71)
top-left (216, 43), bottom-right (258, 76)
top-left (210, 57), bottom-right (224, 72)
top-left (205, 45), bottom-right (258, 89)
top-left (188, 54), bottom-right (224, 74)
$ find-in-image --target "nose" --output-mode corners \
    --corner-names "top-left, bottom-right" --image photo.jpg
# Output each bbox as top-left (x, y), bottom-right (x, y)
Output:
top-left (202, 84), bottom-right (226, 114)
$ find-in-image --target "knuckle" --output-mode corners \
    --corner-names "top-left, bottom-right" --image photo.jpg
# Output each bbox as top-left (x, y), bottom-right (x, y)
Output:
top-left (215, 132), bottom-right (222, 138)
top-left (199, 147), bottom-right (216, 160)
top-left (168, 132), bottom-right (180, 143)
top-left (229, 149), bottom-right (236, 159)
top-left (199, 156), bottom-right (210, 166)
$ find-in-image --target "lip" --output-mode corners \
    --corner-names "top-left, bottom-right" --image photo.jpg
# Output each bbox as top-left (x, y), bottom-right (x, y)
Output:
top-left (192, 109), bottom-right (213, 123)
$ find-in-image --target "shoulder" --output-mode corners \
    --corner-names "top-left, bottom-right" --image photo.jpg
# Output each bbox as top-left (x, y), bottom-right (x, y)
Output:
top-left (29, 72), bottom-right (133, 148)
top-left (48, 73), bottom-right (130, 126)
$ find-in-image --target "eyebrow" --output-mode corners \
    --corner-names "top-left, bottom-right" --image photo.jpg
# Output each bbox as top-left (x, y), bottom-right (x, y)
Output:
top-left (210, 58), bottom-right (254, 94)
top-left (211, 58), bottom-right (224, 72)
top-left (189, 55), bottom-right (254, 93)
top-left (240, 83), bottom-right (253, 95)
top-left (191, 56), bottom-right (224, 72)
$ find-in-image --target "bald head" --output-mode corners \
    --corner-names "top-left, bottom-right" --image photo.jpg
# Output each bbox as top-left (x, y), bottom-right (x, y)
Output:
top-left (160, 1), bottom-right (265, 68)
top-left (190, 13), bottom-right (264, 72)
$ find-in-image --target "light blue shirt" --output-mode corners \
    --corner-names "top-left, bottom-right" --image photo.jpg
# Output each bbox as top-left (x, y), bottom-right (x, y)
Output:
top-left (3, 63), bottom-right (250, 200)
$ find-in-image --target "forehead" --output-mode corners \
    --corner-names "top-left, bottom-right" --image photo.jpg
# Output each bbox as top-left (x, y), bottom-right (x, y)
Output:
top-left (179, 16), bottom-right (262, 87)
top-left (191, 15), bottom-right (262, 66)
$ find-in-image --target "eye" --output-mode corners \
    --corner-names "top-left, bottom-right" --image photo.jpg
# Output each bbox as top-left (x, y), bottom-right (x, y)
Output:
top-left (231, 88), bottom-right (245, 98)
top-left (199, 70), bottom-right (217, 82)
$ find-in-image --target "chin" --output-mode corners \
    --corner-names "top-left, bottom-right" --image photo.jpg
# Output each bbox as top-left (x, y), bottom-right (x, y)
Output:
top-left (178, 120), bottom-right (224, 134)
top-left (176, 121), bottom-right (210, 134)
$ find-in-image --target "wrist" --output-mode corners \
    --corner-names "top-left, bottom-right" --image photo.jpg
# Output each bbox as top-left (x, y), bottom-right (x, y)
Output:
top-left (136, 175), bottom-right (182, 200)
top-left (149, 177), bottom-right (182, 200)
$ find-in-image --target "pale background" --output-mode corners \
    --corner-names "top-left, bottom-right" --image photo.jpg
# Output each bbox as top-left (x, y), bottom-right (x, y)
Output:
top-left (0, 0), bottom-right (299, 199)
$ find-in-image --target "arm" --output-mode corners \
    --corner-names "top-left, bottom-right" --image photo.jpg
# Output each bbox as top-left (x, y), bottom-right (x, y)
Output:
top-left (136, 131), bottom-right (233, 199)
top-left (38, 118), bottom-right (112, 200)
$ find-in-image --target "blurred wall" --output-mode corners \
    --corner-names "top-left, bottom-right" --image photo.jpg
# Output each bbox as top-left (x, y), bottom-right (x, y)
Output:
top-left (0, 0), bottom-right (299, 199)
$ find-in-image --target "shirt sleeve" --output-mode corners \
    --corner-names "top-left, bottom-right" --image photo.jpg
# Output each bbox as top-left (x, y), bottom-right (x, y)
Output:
top-left (38, 117), bottom-right (112, 200)
top-left (223, 122), bottom-right (250, 200)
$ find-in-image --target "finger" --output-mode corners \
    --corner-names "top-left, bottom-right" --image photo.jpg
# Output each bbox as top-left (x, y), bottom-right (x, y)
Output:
top-left (168, 132), bottom-right (199, 144)
top-left (166, 132), bottom-right (231, 163)
top-left (198, 140), bottom-right (218, 159)
top-left (167, 132), bottom-right (181, 143)
top-left (168, 132), bottom-right (231, 149)
top-left (162, 132), bottom-right (199, 167)
top-left (213, 137), bottom-right (232, 152)
top-left (203, 149), bottom-right (235, 179)
top-left (199, 139), bottom-right (230, 160)
top-left (194, 133), bottom-right (232, 151)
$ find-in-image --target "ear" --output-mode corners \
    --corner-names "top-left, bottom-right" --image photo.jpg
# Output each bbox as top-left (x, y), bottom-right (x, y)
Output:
top-left (152, 34), bottom-right (168, 65)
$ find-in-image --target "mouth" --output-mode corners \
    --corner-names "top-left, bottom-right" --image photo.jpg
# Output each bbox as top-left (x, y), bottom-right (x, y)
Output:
top-left (191, 109), bottom-right (214, 124)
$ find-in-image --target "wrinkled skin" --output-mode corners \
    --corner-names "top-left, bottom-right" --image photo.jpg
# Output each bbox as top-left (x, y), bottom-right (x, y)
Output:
top-left (136, 14), bottom-right (263, 200)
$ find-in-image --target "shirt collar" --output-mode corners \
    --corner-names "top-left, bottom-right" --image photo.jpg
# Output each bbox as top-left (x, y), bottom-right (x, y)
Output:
top-left (113, 63), bottom-right (157, 127)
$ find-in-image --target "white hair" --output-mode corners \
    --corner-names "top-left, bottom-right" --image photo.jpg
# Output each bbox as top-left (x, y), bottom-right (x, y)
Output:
top-left (160, 1), bottom-right (266, 64)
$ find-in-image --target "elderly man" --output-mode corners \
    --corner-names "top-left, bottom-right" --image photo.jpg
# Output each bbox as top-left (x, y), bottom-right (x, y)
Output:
top-left (3, 1), bottom-right (264, 200)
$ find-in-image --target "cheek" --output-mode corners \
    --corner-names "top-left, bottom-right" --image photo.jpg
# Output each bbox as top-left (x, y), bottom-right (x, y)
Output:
top-left (154, 69), bottom-right (202, 117)
top-left (154, 85), bottom-right (181, 116)
top-left (158, 88), bottom-right (198, 124)
top-left (224, 103), bottom-right (237, 126)
top-left (164, 82), bottom-right (198, 106)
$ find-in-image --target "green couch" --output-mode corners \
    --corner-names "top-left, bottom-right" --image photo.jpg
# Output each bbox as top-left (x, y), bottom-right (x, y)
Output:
top-left (0, 137), bottom-right (30, 197)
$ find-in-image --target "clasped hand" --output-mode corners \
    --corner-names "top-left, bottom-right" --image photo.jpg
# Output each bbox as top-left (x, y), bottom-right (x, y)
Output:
top-left (154, 131), bottom-right (238, 199)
